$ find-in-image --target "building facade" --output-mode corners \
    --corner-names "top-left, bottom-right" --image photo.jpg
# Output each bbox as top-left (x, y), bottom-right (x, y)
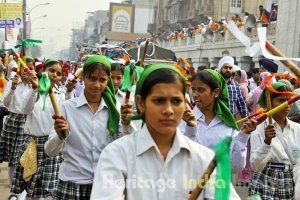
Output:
top-left (151, 0), bottom-right (297, 72)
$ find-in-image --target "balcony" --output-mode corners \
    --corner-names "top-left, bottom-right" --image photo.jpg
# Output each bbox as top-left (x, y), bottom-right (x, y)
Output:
top-left (157, 22), bottom-right (277, 49)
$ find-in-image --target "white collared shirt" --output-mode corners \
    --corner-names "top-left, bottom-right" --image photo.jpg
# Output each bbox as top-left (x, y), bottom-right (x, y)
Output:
top-left (90, 126), bottom-right (241, 200)
top-left (23, 87), bottom-right (65, 136)
top-left (2, 80), bottom-right (33, 114)
top-left (180, 106), bottom-right (250, 173)
top-left (45, 93), bottom-right (136, 184)
top-left (250, 118), bottom-right (300, 172)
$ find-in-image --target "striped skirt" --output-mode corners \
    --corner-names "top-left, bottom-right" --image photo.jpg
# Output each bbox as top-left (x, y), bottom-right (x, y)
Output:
top-left (53, 179), bottom-right (93, 200)
top-left (249, 164), bottom-right (294, 200)
top-left (0, 112), bottom-right (26, 166)
top-left (11, 135), bottom-right (63, 198)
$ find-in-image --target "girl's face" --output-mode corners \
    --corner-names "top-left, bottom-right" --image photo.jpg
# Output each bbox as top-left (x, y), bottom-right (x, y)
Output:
top-left (20, 62), bottom-right (35, 80)
top-left (111, 70), bottom-right (123, 92)
top-left (271, 95), bottom-right (292, 118)
top-left (191, 79), bottom-right (220, 111)
top-left (45, 64), bottom-right (63, 86)
top-left (234, 73), bottom-right (241, 82)
top-left (136, 82), bottom-right (185, 137)
top-left (83, 69), bottom-right (109, 97)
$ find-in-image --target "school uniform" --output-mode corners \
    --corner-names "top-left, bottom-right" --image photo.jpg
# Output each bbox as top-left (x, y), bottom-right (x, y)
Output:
top-left (0, 80), bottom-right (32, 166)
top-left (90, 125), bottom-right (241, 200)
top-left (45, 93), bottom-right (136, 200)
top-left (11, 85), bottom-right (65, 198)
top-left (181, 106), bottom-right (250, 173)
top-left (249, 119), bottom-right (300, 199)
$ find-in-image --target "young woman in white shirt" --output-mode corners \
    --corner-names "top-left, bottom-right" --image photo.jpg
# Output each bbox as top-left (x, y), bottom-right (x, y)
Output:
top-left (249, 81), bottom-right (299, 199)
top-left (45, 55), bottom-right (135, 200)
top-left (181, 69), bottom-right (256, 173)
top-left (0, 56), bottom-right (35, 200)
top-left (11, 59), bottom-right (65, 200)
top-left (90, 64), bottom-right (244, 200)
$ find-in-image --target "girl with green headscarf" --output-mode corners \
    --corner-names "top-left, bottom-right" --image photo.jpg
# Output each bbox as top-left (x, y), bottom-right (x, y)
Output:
top-left (249, 81), bottom-right (299, 199)
top-left (10, 59), bottom-right (65, 199)
top-left (90, 64), bottom-right (241, 200)
top-left (44, 55), bottom-right (136, 200)
top-left (0, 55), bottom-right (37, 200)
top-left (181, 69), bottom-right (256, 173)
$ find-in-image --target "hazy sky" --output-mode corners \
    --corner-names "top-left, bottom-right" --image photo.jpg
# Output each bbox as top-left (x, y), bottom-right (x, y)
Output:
top-left (25, 0), bottom-right (123, 56)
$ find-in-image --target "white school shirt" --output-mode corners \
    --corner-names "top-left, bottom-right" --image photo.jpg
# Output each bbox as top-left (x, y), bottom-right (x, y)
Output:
top-left (90, 126), bottom-right (241, 200)
top-left (180, 106), bottom-right (250, 173)
top-left (250, 119), bottom-right (300, 172)
top-left (22, 87), bottom-right (65, 137)
top-left (115, 89), bottom-right (125, 106)
top-left (2, 80), bottom-right (33, 114)
top-left (44, 93), bottom-right (136, 184)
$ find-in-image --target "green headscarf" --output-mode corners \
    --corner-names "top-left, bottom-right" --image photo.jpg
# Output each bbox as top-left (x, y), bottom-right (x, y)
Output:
top-left (121, 61), bottom-right (144, 92)
top-left (204, 69), bottom-right (239, 130)
top-left (36, 59), bottom-right (58, 111)
top-left (258, 81), bottom-right (289, 108)
top-left (131, 63), bottom-right (184, 120)
top-left (83, 55), bottom-right (120, 136)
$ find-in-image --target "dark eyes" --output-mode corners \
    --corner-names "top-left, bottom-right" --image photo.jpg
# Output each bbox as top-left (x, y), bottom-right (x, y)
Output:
top-left (191, 87), bottom-right (204, 93)
top-left (89, 77), bottom-right (108, 82)
top-left (153, 98), bottom-right (183, 105)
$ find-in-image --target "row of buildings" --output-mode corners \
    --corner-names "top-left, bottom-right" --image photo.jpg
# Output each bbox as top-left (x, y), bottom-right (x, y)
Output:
top-left (69, 0), bottom-right (300, 73)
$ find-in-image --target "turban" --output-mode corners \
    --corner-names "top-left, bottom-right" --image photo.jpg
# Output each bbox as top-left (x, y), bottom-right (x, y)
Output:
top-left (217, 56), bottom-right (234, 71)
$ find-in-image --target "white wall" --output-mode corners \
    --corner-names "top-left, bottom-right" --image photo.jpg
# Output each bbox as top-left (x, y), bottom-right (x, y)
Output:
top-left (134, 7), bottom-right (153, 33)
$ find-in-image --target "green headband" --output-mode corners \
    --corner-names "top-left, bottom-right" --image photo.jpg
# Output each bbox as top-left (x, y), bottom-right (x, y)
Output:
top-left (131, 64), bottom-right (184, 120)
top-left (83, 55), bottom-right (111, 72)
top-left (83, 54), bottom-right (119, 136)
top-left (258, 81), bottom-right (289, 108)
top-left (44, 59), bottom-right (59, 68)
top-left (205, 69), bottom-right (239, 130)
top-left (136, 64), bottom-right (184, 95)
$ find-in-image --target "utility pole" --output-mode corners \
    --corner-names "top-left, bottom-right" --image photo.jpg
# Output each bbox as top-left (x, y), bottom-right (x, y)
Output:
top-left (4, 0), bottom-right (7, 41)
top-left (22, 0), bottom-right (26, 39)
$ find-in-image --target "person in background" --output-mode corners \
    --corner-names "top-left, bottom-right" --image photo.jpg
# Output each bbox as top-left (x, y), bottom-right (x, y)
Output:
top-left (248, 68), bottom-right (260, 92)
top-left (259, 58), bottom-right (278, 74)
top-left (45, 55), bottom-right (136, 200)
top-left (269, 3), bottom-right (277, 22)
top-left (250, 81), bottom-right (297, 199)
top-left (0, 56), bottom-right (36, 200)
top-left (258, 5), bottom-right (270, 23)
top-left (11, 59), bottom-right (65, 199)
top-left (217, 56), bottom-right (249, 118)
top-left (234, 69), bottom-right (249, 100)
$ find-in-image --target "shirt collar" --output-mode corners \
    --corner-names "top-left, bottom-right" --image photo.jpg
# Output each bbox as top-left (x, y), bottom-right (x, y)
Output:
top-left (116, 89), bottom-right (124, 97)
top-left (265, 117), bottom-right (295, 131)
top-left (136, 125), bottom-right (191, 157)
top-left (75, 93), bottom-right (108, 109)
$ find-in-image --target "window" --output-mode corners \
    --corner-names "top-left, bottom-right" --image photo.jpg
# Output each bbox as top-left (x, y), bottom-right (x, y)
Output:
top-left (230, 0), bottom-right (242, 13)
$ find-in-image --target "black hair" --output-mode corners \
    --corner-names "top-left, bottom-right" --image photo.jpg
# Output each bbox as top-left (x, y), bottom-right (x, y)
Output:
top-left (251, 68), bottom-right (259, 74)
top-left (271, 85), bottom-right (293, 99)
top-left (111, 63), bottom-right (124, 74)
top-left (235, 70), bottom-right (241, 77)
top-left (83, 63), bottom-right (110, 78)
top-left (191, 71), bottom-right (219, 91)
top-left (139, 68), bottom-right (186, 100)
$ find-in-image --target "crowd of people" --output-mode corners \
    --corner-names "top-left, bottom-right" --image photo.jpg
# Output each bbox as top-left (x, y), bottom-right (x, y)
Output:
top-left (0, 41), bottom-right (299, 200)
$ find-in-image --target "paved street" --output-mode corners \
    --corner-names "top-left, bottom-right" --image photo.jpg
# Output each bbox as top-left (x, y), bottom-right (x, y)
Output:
top-left (0, 163), bottom-right (10, 200)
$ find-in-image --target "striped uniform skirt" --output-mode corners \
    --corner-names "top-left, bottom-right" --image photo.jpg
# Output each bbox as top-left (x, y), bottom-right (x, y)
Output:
top-left (53, 179), bottom-right (93, 200)
top-left (0, 112), bottom-right (26, 166)
top-left (249, 163), bottom-right (294, 200)
top-left (11, 135), bottom-right (63, 198)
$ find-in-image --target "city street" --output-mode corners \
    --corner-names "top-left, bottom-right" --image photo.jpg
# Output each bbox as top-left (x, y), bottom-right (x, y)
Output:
top-left (0, 163), bottom-right (10, 200)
